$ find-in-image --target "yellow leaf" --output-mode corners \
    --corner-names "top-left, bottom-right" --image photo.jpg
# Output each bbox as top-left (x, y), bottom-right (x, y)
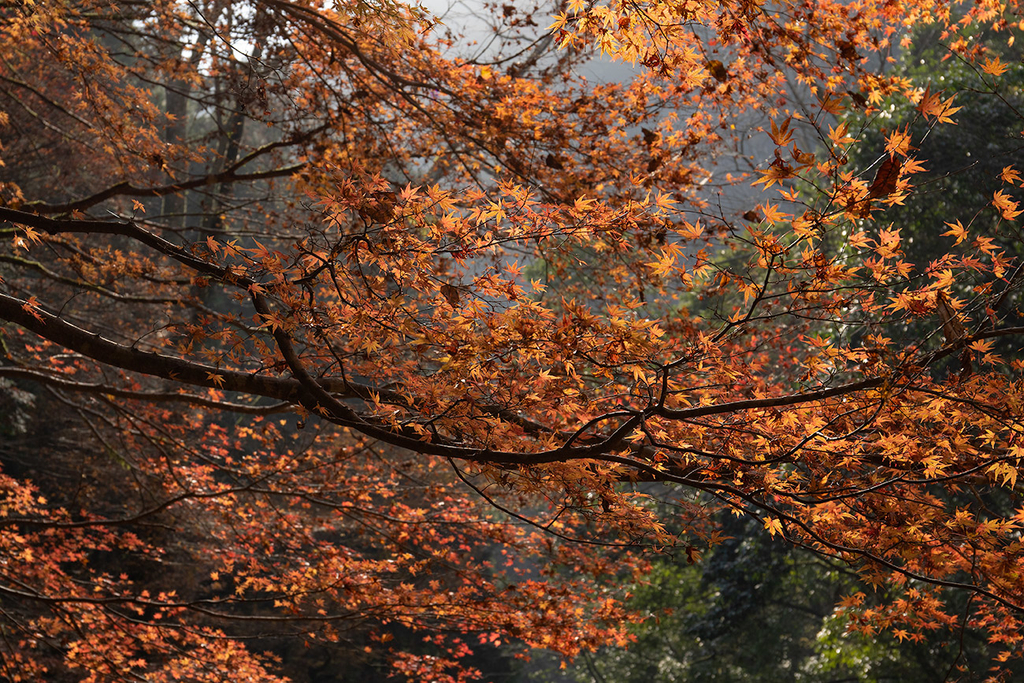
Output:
top-left (759, 202), bottom-right (787, 224)
top-left (916, 87), bottom-right (960, 124)
top-left (1001, 165), bottom-right (1022, 186)
top-left (678, 221), bottom-right (704, 240)
top-left (941, 220), bottom-right (968, 244)
top-left (968, 338), bottom-right (995, 354)
top-left (988, 462), bottom-right (1018, 488)
top-left (982, 56), bottom-right (1010, 76)
top-left (992, 190), bottom-right (1022, 221)
top-left (884, 126), bottom-right (912, 158)
top-left (764, 517), bottom-right (783, 537)
top-left (827, 122), bottom-right (855, 146)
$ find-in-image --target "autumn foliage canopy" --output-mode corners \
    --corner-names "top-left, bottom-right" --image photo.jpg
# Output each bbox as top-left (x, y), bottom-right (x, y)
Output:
top-left (1, 0), bottom-right (1024, 680)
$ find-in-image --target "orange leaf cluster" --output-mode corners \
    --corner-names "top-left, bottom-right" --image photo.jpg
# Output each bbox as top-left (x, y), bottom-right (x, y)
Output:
top-left (0, 0), bottom-right (1022, 680)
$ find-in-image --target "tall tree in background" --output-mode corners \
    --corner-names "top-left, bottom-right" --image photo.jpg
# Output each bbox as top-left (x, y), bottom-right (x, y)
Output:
top-left (1, 0), bottom-right (1024, 681)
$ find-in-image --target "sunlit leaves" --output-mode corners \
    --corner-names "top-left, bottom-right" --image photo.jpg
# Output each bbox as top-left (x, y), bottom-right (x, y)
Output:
top-left (915, 86), bottom-right (961, 123)
top-left (982, 55), bottom-right (1011, 76)
top-left (1, 0), bottom-right (1024, 679)
top-left (992, 189), bottom-right (1023, 222)
top-left (1001, 165), bottom-right (1023, 186)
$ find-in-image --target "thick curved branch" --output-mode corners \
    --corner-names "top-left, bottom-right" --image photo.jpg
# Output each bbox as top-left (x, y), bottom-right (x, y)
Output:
top-left (0, 367), bottom-right (291, 414)
top-left (4, 284), bottom-right (1014, 470)
top-left (4, 210), bottom-right (1019, 472)
top-left (653, 377), bottom-right (886, 420)
top-left (0, 290), bottom-right (302, 400)
top-left (23, 163), bottom-right (305, 215)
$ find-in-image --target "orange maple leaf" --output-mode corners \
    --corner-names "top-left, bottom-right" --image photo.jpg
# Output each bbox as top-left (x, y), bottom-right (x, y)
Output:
top-left (981, 56), bottom-right (1010, 76)
top-left (992, 190), bottom-right (1022, 221)
top-left (768, 117), bottom-right (794, 147)
top-left (884, 127), bottom-right (912, 158)
top-left (916, 86), bottom-right (960, 123)
top-left (1000, 166), bottom-right (1022, 186)
top-left (942, 220), bottom-right (969, 244)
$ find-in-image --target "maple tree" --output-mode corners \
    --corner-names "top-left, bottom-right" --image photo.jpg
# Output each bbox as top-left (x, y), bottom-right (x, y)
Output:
top-left (1, 0), bottom-right (1024, 680)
